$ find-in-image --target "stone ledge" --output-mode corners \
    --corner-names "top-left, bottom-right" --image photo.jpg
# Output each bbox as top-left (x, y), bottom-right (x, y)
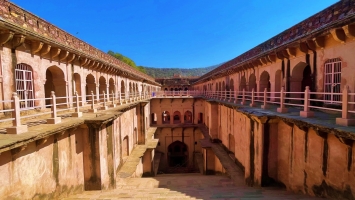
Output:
top-left (0, 100), bottom-right (147, 154)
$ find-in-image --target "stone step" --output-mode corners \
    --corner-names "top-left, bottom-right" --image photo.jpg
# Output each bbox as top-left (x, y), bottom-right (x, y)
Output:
top-left (62, 174), bottom-right (322, 200)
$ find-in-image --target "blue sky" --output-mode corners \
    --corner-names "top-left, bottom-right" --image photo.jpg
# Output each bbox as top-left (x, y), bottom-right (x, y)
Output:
top-left (12, 0), bottom-right (338, 68)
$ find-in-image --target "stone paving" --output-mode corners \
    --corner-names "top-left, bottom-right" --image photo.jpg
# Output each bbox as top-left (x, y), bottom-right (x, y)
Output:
top-left (62, 173), bottom-right (324, 200)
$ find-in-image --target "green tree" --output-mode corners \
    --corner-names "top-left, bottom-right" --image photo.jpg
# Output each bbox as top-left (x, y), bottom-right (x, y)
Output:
top-left (108, 50), bottom-right (147, 73)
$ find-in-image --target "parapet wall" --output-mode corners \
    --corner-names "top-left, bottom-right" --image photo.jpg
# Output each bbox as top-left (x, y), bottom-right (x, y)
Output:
top-left (204, 100), bottom-right (355, 199)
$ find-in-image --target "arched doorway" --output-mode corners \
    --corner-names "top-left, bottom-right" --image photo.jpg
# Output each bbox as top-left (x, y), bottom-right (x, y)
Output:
top-left (129, 82), bottom-right (132, 98)
top-left (168, 141), bottom-right (188, 167)
top-left (173, 111), bottom-right (181, 124)
top-left (121, 80), bottom-right (125, 99)
top-left (222, 81), bottom-right (226, 91)
top-left (249, 73), bottom-right (256, 92)
top-left (274, 70), bottom-right (282, 101)
top-left (122, 136), bottom-right (129, 157)
top-left (162, 111), bottom-right (170, 124)
top-left (240, 75), bottom-right (246, 91)
top-left (291, 62), bottom-right (312, 103)
top-left (230, 79), bottom-right (234, 91)
top-left (184, 111), bottom-right (192, 124)
top-left (86, 74), bottom-right (96, 102)
top-left (259, 71), bottom-right (270, 100)
top-left (99, 76), bottom-right (107, 98)
top-left (109, 78), bottom-right (115, 96)
top-left (45, 66), bottom-right (66, 106)
top-left (73, 73), bottom-right (82, 105)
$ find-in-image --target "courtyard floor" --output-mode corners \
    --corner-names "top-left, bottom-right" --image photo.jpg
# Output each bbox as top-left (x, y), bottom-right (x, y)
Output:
top-left (62, 173), bottom-right (324, 200)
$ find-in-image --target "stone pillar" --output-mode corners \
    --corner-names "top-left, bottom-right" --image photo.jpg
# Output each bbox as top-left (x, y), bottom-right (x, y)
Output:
top-left (137, 102), bottom-right (147, 145)
top-left (143, 149), bottom-right (154, 176)
top-left (96, 86), bottom-right (100, 103)
top-left (209, 102), bottom-right (219, 139)
top-left (83, 124), bottom-right (102, 190)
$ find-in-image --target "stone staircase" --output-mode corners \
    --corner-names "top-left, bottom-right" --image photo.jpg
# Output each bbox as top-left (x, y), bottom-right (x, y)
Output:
top-left (62, 173), bottom-right (322, 200)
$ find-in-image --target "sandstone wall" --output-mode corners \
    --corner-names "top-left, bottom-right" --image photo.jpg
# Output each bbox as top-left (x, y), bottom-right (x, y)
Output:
top-left (0, 102), bottom-right (149, 199)
top-left (205, 103), bottom-right (355, 199)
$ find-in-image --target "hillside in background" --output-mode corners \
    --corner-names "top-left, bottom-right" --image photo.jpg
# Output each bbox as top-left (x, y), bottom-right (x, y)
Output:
top-left (142, 64), bottom-right (221, 78)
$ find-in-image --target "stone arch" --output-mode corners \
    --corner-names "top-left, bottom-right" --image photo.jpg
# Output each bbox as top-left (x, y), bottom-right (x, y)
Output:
top-left (222, 81), bottom-right (225, 91)
top-left (108, 78), bottom-right (115, 95)
top-left (86, 74), bottom-right (96, 102)
top-left (259, 71), bottom-right (270, 100)
top-left (291, 62), bottom-right (312, 101)
top-left (121, 80), bottom-right (125, 99)
top-left (168, 141), bottom-right (188, 167)
top-left (162, 111), bottom-right (170, 124)
top-left (99, 76), bottom-right (107, 97)
top-left (184, 111), bottom-right (192, 124)
top-left (73, 73), bottom-right (82, 105)
top-left (249, 73), bottom-right (256, 92)
top-left (122, 135), bottom-right (129, 157)
top-left (230, 79), bottom-right (234, 91)
top-left (274, 70), bottom-right (282, 101)
top-left (173, 111), bottom-right (181, 124)
top-left (215, 83), bottom-right (218, 91)
top-left (240, 75), bottom-right (246, 91)
top-left (45, 66), bottom-right (66, 106)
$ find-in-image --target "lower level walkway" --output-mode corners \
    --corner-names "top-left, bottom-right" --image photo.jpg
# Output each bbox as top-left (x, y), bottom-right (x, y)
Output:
top-left (62, 174), bottom-right (322, 200)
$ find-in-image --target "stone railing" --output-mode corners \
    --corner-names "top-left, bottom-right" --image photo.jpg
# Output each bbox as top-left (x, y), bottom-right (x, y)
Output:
top-left (2, 90), bottom-right (152, 134)
top-left (154, 86), bottom-right (355, 127)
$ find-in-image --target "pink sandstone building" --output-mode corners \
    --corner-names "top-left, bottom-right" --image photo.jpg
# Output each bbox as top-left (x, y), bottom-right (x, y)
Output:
top-left (0, 0), bottom-right (355, 199)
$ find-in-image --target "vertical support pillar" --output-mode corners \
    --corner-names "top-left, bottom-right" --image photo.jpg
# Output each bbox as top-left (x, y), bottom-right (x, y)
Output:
top-left (89, 91), bottom-right (97, 113)
top-left (110, 91), bottom-right (116, 108)
top-left (261, 88), bottom-right (269, 109)
top-left (6, 92), bottom-right (28, 134)
top-left (47, 91), bottom-right (61, 124)
top-left (241, 89), bottom-right (246, 105)
top-left (336, 85), bottom-right (355, 126)
top-left (72, 91), bottom-right (83, 117)
top-left (83, 124), bottom-right (102, 190)
top-left (277, 87), bottom-right (288, 113)
top-left (300, 86), bottom-right (314, 117)
top-left (250, 88), bottom-right (256, 107)
top-left (102, 91), bottom-right (108, 110)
